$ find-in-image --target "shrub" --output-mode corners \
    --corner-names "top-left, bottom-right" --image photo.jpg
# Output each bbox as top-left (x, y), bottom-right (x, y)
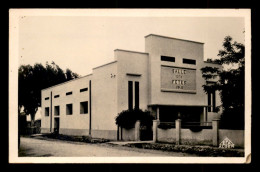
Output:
top-left (115, 108), bottom-right (154, 129)
top-left (158, 123), bottom-right (175, 129)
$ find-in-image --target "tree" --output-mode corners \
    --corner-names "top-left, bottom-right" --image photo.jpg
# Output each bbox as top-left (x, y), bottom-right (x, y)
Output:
top-left (18, 61), bottom-right (79, 126)
top-left (201, 36), bottom-right (245, 129)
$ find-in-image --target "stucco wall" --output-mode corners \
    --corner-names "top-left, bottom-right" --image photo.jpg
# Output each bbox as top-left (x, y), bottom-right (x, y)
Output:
top-left (91, 62), bottom-right (118, 131)
top-left (157, 128), bottom-right (176, 143)
top-left (122, 128), bottom-right (135, 141)
top-left (91, 130), bottom-right (117, 140)
top-left (145, 34), bottom-right (207, 106)
top-left (115, 50), bottom-right (149, 113)
top-left (41, 75), bottom-right (91, 134)
top-left (181, 128), bottom-right (212, 145)
top-left (219, 129), bottom-right (244, 148)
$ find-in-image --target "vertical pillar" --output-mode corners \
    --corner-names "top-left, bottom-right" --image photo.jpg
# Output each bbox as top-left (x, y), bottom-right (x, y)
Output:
top-left (212, 119), bottom-right (220, 146)
top-left (176, 119), bottom-right (181, 145)
top-left (135, 120), bottom-right (140, 141)
top-left (153, 120), bottom-right (158, 142)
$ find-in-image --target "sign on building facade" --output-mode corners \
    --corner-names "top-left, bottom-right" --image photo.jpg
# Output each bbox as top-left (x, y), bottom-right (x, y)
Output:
top-left (161, 65), bottom-right (196, 93)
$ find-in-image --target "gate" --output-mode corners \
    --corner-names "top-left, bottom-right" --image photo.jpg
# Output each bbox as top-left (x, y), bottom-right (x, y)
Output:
top-left (140, 122), bottom-right (153, 141)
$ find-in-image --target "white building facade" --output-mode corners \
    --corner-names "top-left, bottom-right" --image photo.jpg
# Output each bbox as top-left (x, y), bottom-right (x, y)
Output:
top-left (41, 34), bottom-right (221, 140)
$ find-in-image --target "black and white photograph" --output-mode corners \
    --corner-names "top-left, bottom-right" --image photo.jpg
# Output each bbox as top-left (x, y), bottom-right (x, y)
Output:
top-left (9, 9), bottom-right (251, 163)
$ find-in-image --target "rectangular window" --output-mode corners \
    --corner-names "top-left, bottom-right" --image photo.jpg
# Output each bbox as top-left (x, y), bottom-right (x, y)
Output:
top-left (208, 92), bottom-right (212, 112)
top-left (161, 56), bottom-right (175, 62)
top-left (54, 95), bottom-right (59, 98)
top-left (66, 91), bottom-right (72, 96)
top-left (208, 91), bottom-right (216, 112)
top-left (212, 91), bottom-right (216, 112)
top-left (80, 101), bottom-right (88, 114)
top-left (54, 106), bottom-right (60, 116)
top-left (128, 81), bottom-right (133, 110)
top-left (135, 81), bottom-right (139, 109)
top-left (183, 58), bottom-right (196, 65)
top-left (45, 107), bottom-right (49, 116)
top-left (45, 97), bottom-right (49, 100)
top-left (66, 104), bottom-right (73, 115)
top-left (80, 88), bottom-right (88, 92)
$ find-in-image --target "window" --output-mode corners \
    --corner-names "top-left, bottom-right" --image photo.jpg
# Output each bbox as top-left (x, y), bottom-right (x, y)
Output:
top-left (80, 88), bottom-right (88, 92)
top-left (135, 82), bottom-right (139, 109)
top-left (66, 104), bottom-right (73, 115)
top-left (54, 106), bottom-right (60, 116)
top-left (161, 56), bottom-right (175, 62)
top-left (54, 95), bottom-right (59, 98)
top-left (208, 93), bottom-right (212, 112)
top-left (208, 90), bottom-right (216, 112)
top-left (45, 97), bottom-right (49, 100)
top-left (45, 107), bottom-right (49, 116)
top-left (128, 81), bottom-right (133, 110)
top-left (183, 58), bottom-right (196, 65)
top-left (66, 91), bottom-right (72, 96)
top-left (80, 101), bottom-right (88, 114)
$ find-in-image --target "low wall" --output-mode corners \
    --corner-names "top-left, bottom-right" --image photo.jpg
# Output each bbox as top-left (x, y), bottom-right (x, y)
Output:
top-left (122, 128), bottom-right (135, 141)
top-left (156, 126), bottom-right (244, 148)
top-left (157, 128), bottom-right (176, 143)
top-left (181, 129), bottom-right (212, 145)
top-left (219, 129), bottom-right (244, 148)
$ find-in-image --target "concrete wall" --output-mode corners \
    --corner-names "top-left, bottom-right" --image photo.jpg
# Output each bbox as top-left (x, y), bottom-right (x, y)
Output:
top-left (219, 129), bottom-right (244, 148)
top-left (181, 129), bottom-right (212, 145)
top-left (41, 75), bottom-right (92, 134)
top-left (157, 128), bottom-right (212, 145)
top-left (156, 127), bottom-right (244, 147)
top-left (91, 62), bottom-right (118, 134)
top-left (145, 34), bottom-right (207, 106)
top-left (122, 128), bottom-right (135, 141)
top-left (115, 50), bottom-right (149, 112)
top-left (91, 130), bottom-right (117, 140)
top-left (157, 128), bottom-right (176, 143)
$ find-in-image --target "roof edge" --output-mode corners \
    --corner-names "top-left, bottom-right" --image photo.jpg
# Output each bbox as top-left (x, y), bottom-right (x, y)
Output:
top-left (114, 49), bottom-right (149, 55)
top-left (145, 34), bottom-right (204, 44)
top-left (42, 73), bottom-right (93, 91)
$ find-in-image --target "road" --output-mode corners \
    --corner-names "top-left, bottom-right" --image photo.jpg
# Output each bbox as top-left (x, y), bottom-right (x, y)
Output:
top-left (19, 137), bottom-right (197, 157)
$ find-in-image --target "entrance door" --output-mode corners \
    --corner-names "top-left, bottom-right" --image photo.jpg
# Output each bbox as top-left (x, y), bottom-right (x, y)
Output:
top-left (54, 117), bottom-right (60, 134)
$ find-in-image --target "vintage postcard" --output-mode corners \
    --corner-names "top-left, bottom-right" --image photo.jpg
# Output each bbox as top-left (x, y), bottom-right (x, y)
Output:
top-left (9, 9), bottom-right (251, 163)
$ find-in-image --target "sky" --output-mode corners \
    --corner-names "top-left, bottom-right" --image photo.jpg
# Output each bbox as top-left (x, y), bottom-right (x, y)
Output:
top-left (19, 16), bottom-right (245, 77)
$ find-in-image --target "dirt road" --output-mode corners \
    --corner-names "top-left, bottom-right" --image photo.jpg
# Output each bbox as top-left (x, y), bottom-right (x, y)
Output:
top-left (19, 137), bottom-right (197, 157)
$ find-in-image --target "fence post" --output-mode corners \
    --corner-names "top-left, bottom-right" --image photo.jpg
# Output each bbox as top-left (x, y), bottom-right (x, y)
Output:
top-left (153, 120), bottom-right (158, 142)
top-left (135, 120), bottom-right (140, 141)
top-left (176, 119), bottom-right (181, 145)
top-left (212, 119), bottom-right (220, 146)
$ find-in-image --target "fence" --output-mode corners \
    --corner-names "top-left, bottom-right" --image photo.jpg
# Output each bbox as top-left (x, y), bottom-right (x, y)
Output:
top-left (153, 119), bottom-right (244, 148)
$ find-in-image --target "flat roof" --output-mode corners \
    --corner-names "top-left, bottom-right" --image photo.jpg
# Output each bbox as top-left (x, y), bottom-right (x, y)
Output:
top-left (145, 34), bottom-right (204, 44)
top-left (42, 73), bottom-right (92, 91)
top-left (114, 49), bottom-right (149, 55)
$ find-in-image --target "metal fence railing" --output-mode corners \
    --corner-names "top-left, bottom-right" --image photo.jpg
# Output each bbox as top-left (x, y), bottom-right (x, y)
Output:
top-left (182, 122), bottom-right (212, 129)
top-left (157, 122), bottom-right (175, 129)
